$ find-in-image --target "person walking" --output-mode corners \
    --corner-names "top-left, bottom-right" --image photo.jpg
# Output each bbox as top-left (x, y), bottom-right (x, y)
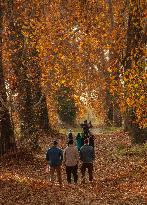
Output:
top-left (46, 140), bottom-right (63, 186)
top-left (88, 121), bottom-right (93, 129)
top-left (64, 140), bottom-right (79, 184)
top-left (80, 120), bottom-right (90, 138)
top-left (76, 133), bottom-right (82, 151)
top-left (67, 129), bottom-right (73, 144)
top-left (80, 139), bottom-right (95, 183)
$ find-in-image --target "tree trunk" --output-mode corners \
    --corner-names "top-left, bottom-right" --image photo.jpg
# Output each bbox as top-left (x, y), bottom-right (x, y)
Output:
top-left (5, 0), bottom-right (51, 141)
top-left (5, 0), bottom-right (36, 137)
top-left (123, 1), bottom-right (146, 143)
top-left (0, 1), bottom-right (16, 156)
top-left (107, 0), bottom-right (122, 127)
top-left (28, 48), bottom-right (50, 133)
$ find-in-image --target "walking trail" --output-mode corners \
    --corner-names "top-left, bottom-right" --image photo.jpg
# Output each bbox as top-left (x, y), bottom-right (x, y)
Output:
top-left (0, 129), bottom-right (147, 205)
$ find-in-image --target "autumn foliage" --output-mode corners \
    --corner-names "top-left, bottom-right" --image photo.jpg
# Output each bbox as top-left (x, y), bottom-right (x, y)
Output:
top-left (0, 1), bottom-right (146, 152)
top-left (0, 1), bottom-right (147, 203)
top-left (1, 131), bottom-right (147, 204)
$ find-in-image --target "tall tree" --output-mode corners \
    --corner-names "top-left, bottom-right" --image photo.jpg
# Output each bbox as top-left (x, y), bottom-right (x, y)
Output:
top-left (0, 0), bottom-right (16, 156)
top-left (5, 0), bottom-right (50, 140)
top-left (5, 0), bottom-right (36, 137)
top-left (123, 0), bottom-right (146, 143)
top-left (28, 47), bottom-right (50, 133)
top-left (107, 0), bottom-right (122, 127)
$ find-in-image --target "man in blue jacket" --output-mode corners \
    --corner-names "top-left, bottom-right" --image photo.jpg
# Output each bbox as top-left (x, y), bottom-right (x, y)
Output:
top-left (46, 140), bottom-right (63, 186)
top-left (80, 139), bottom-right (95, 183)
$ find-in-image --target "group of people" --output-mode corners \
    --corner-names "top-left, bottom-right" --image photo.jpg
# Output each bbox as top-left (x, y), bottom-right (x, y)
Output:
top-left (67, 120), bottom-right (94, 150)
top-left (46, 120), bottom-right (95, 186)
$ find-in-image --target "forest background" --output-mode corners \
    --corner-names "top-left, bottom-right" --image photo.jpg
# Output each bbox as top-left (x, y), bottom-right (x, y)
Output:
top-left (0, 0), bottom-right (146, 154)
top-left (0, 1), bottom-right (147, 204)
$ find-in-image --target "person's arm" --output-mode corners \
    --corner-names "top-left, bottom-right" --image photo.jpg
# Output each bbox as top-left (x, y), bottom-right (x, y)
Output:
top-left (92, 148), bottom-right (95, 161)
top-left (45, 150), bottom-right (50, 172)
top-left (60, 149), bottom-right (63, 163)
top-left (79, 149), bottom-right (83, 161)
top-left (75, 148), bottom-right (79, 164)
top-left (63, 149), bottom-right (66, 165)
top-left (80, 123), bottom-right (83, 128)
top-left (89, 122), bottom-right (93, 128)
top-left (46, 149), bottom-right (50, 162)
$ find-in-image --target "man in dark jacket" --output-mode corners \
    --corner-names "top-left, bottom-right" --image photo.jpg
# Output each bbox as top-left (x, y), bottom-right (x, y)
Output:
top-left (46, 140), bottom-right (63, 186)
top-left (80, 139), bottom-right (95, 183)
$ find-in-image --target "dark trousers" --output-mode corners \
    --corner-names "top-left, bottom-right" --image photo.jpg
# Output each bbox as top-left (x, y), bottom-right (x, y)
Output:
top-left (50, 165), bottom-right (62, 185)
top-left (66, 165), bottom-right (78, 183)
top-left (81, 163), bottom-right (93, 183)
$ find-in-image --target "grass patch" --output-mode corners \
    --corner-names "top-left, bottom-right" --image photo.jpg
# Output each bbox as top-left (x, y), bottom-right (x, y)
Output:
top-left (100, 126), bottom-right (123, 134)
top-left (116, 142), bottom-right (147, 156)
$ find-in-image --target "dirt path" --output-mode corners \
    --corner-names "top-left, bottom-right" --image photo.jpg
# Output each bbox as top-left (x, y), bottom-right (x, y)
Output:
top-left (0, 131), bottom-right (147, 205)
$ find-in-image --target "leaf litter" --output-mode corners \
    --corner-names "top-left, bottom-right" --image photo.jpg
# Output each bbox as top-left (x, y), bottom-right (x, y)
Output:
top-left (0, 130), bottom-right (147, 205)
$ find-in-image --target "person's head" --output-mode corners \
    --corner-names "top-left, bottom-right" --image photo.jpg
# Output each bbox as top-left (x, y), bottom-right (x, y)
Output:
top-left (68, 139), bottom-right (74, 145)
top-left (77, 133), bottom-right (81, 136)
top-left (53, 140), bottom-right (58, 146)
top-left (84, 139), bottom-right (88, 144)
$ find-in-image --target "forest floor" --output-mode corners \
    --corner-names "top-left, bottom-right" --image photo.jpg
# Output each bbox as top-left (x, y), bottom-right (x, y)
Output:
top-left (0, 129), bottom-right (147, 205)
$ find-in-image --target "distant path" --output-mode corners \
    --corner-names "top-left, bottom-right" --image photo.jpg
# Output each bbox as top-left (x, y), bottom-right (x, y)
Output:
top-left (59, 126), bottom-right (102, 136)
top-left (90, 127), bottom-right (102, 135)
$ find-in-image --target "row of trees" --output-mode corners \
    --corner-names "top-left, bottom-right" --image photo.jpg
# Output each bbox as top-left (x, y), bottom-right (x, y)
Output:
top-left (38, 0), bottom-right (146, 141)
top-left (0, 0), bottom-right (78, 156)
top-left (0, 0), bottom-right (51, 155)
top-left (0, 0), bottom-right (146, 156)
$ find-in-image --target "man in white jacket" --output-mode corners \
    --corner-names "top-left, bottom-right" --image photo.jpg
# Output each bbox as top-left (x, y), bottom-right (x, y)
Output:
top-left (64, 140), bottom-right (79, 184)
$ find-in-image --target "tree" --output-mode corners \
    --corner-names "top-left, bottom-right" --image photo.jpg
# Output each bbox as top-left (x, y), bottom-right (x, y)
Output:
top-left (106, 0), bottom-right (122, 127)
top-left (5, 0), bottom-right (50, 140)
top-left (122, 0), bottom-right (147, 143)
top-left (29, 51), bottom-right (50, 133)
top-left (5, 0), bottom-right (35, 138)
top-left (0, 1), bottom-right (16, 156)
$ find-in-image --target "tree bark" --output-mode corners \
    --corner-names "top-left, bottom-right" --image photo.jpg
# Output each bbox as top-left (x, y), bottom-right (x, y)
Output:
top-left (107, 0), bottom-right (122, 127)
top-left (28, 48), bottom-right (50, 133)
top-left (123, 1), bottom-right (146, 143)
top-left (0, 1), bottom-right (16, 156)
top-left (5, 0), bottom-right (51, 140)
top-left (5, 0), bottom-right (36, 137)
